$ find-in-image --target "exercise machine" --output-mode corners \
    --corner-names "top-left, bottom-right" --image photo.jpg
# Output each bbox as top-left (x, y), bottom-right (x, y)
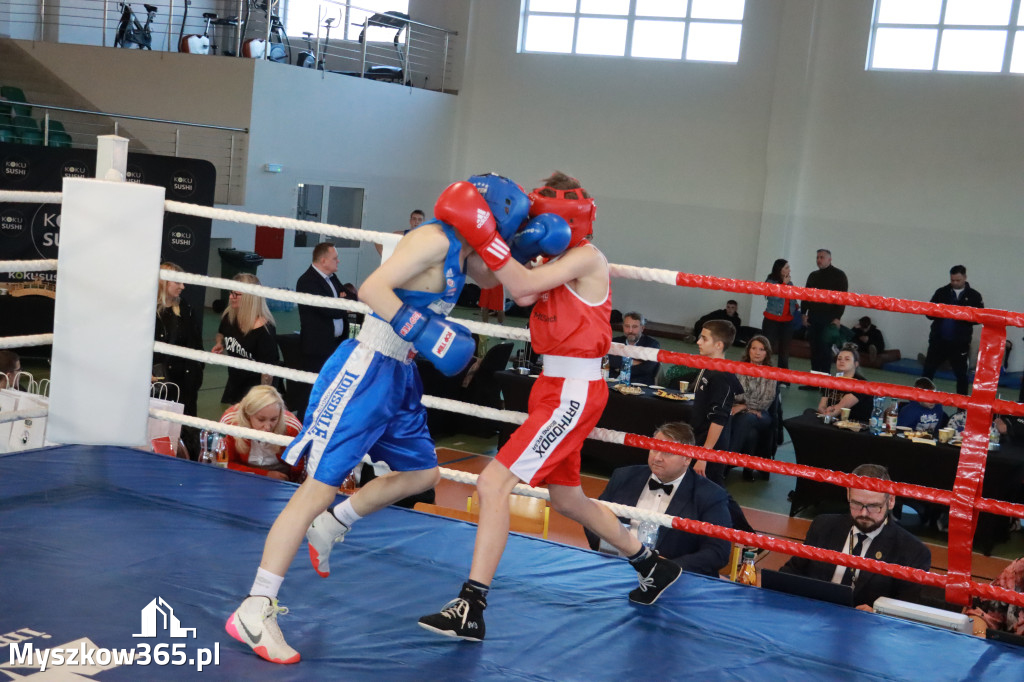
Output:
top-left (114, 2), bottom-right (158, 50)
top-left (178, 0), bottom-right (215, 55)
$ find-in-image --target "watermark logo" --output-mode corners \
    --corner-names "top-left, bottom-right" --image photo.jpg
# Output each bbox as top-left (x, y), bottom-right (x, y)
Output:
top-left (133, 597), bottom-right (196, 639)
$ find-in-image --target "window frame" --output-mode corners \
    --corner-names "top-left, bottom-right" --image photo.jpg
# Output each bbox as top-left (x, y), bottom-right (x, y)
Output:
top-left (866, 0), bottom-right (1024, 74)
top-left (519, 0), bottom-right (746, 63)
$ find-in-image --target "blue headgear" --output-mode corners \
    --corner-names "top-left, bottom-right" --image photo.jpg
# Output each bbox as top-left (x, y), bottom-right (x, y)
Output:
top-left (468, 173), bottom-right (530, 241)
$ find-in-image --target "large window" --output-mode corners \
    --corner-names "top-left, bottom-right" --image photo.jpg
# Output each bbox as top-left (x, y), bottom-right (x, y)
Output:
top-left (867, 0), bottom-right (1024, 73)
top-left (284, 0), bottom-right (409, 43)
top-left (520, 0), bottom-right (746, 63)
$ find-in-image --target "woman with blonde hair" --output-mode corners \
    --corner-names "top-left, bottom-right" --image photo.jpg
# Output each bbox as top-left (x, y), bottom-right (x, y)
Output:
top-left (220, 385), bottom-right (303, 481)
top-left (154, 262), bottom-right (205, 419)
top-left (212, 273), bottom-right (281, 404)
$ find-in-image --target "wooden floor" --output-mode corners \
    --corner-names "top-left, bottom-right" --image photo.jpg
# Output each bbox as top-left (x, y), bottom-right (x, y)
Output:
top-left (433, 448), bottom-right (1010, 584)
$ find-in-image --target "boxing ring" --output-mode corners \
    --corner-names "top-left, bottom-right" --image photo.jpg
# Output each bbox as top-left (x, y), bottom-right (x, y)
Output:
top-left (3, 146), bottom-right (1024, 678)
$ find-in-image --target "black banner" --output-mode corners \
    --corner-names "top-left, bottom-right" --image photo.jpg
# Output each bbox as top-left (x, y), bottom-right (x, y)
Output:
top-left (0, 142), bottom-right (216, 346)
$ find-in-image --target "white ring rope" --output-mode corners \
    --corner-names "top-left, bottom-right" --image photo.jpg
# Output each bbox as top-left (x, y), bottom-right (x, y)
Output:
top-left (0, 190), bottom-right (63, 204)
top-left (0, 406), bottom-right (49, 424)
top-left (0, 334), bottom-right (54, 349)
top-left (0, 260), bottom-right (58, 273)
top-left (154, 408), bottom-right (674, 529)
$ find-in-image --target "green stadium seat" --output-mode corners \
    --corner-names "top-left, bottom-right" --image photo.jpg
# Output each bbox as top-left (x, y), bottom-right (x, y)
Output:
top-left (48, 130), bottom-right (73, 148)
top-left (0, 86), bottom-right (31, 119)
top-left (12, 116), bottom-right (43, 145)
top-left (0, 125), bottom-right (16, 143)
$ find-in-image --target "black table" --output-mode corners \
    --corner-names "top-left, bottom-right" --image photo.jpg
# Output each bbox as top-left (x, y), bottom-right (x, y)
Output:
top-left (784, 412), bottom-right (1024, 554)
top-left (495, 371), bottom-right (693, 475)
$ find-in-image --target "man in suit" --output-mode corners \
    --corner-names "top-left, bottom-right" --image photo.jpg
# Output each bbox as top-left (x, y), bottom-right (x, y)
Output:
top-left (585, 422), bottom-right (732, 577)
top-left (295, 244), bottom-right (354, 415)
top-left (780, 463), bottom-right (931, 610)
top-left (608, 311), bottom-right (661, 385)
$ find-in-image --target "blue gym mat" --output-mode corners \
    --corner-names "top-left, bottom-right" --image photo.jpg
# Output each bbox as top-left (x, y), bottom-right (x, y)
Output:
top-left (2, 446), bottom-right (1022, 680)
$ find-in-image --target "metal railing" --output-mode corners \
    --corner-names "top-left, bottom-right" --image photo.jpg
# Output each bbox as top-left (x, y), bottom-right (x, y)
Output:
top-left (0, 0), bottom-right (458, 93)
top-left (1, 99), bottom-right (248, 205)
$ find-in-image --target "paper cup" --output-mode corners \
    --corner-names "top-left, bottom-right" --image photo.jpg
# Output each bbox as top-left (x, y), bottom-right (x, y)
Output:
top-left (938, 428), bottom-right (953, 443)
top-left (679, 381), bottom-right (689, 392)
top-left (840, 407), bottom-right (851, 422)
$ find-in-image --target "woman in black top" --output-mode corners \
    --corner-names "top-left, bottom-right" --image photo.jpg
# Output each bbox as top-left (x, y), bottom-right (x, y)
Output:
top-left (154, 262), bottom-right (205, 417)
top-left (817, 343), bottom-right (873, 423)
top-left (212, 273), bottom-right (280, 404)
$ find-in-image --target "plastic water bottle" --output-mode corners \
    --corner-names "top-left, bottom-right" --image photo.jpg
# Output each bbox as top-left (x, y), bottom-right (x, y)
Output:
top-left (869, 396), bottom-right (885, 435)
top-left (601, 355), bottom-right (610, 381)
top-left (738, 549), bottom-right (757, 585)
top-left (620, 358), bottom-right (632, 386)
top-left (637, 519), bottom-right (659, 549)
top-left (198, 429), bottom-right (214, 464)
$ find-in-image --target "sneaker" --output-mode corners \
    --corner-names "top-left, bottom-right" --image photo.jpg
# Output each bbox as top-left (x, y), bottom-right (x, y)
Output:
top-left (629, 555), bottom-right (682, 605)
top-left (225, 596), bottom-right (300, 664)
top-left (306, 510), bottom-right (349, 578)
top-left (418, 584), bottom-right (486, 642)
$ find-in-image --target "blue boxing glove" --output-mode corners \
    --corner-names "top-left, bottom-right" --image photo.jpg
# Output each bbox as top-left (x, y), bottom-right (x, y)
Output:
top-left (390, 303), bottom-right (475, 376)
top-left (508, 213), bottom-right (572, 264)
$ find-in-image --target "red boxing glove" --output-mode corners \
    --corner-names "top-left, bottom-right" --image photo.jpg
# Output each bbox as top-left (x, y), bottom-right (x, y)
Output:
top-left (435, 181), bottom-right (511, 270)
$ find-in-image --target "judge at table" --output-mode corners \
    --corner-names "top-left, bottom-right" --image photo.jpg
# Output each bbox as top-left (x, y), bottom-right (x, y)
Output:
top-left (585, 422), bottom-right (732, 577)
top-left (608, 311), bottom-right (661, 385)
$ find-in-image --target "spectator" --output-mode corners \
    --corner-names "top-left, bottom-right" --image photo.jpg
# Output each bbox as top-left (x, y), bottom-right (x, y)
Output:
top-left (822, 318), bottom-right (854, 356)
top-left (780, 463), bottom-right (932, 610)
top-left (584, 422), bottom-right (732, 577)
top-left (153, 262), bottom-right (205, 419)
top-left (897, 377), bottom-right (948, 434)
top-left (852, 316), bottom-right (885, 362)
top-left (296, 243), bottom-right (351, 373)
top-left (0, 350), bottom-right (20, 388)
top-left (479, 284), bottom-right (506, 324)
top-left (376, 209), bottom-right (426, 257)
top-left (695, 300), bottom-right (741, 338)
top-left (609, 311), bottom-right (661, 385)
top-left (817, 344), bottom-right (873, 423)
top-left (219, 385), bottom-right (303, 481)
top-left (212, 273), bottom-right (280, 404)
top-left (922, 265), bottom-right (984, 395)
top-left (762, 258), bottom-right (797, 370)
top-left (731, 335), bottom-right (778, 481)
top-left (802, 249), bottom-right (848, 383)
top-left (965, 557), bottom-right (1024, 636)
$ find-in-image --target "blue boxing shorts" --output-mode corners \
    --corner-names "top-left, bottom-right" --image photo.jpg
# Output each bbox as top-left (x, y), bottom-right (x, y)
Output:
top-left (282, 330), bottom-right (437, 487)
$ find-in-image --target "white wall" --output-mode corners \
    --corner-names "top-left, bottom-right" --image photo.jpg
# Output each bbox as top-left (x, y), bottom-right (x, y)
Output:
top-left (455, 0), bottom-right (1024, 369)
top-left (234, 60), bottom-right (459, 293)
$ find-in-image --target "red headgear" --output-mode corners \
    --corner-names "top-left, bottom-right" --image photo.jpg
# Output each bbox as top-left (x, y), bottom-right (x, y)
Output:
top-left (528, 185), bottom-right (596, 248)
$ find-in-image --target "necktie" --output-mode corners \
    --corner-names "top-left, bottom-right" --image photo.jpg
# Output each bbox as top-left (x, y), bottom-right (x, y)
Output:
top-left (840, 532), bottom-right (868, 586)
top-left (648, 479), bottom-right (673, 495)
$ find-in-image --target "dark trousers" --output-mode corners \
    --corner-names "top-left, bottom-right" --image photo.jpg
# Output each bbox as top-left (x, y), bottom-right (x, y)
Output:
top-left (807, 315), bottom-right (833, 374)
top-left (922, 338), bottom-right (971, 395)
top-left (761, 318), bottom-right (793, 370)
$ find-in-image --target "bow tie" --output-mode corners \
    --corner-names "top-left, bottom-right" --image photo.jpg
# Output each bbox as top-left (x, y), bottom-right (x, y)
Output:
top-left (648, 479), bottom-right (674, 495)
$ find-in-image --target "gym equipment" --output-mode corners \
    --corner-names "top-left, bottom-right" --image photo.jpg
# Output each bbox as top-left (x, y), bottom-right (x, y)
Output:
top-left (114, 2), bottom-right (158, 50)
top-left (240, 0), bottom-right (290, 64)
top-left (349, 11), bottom-right (410, 83)
top-left (296, 32), bottom-right (316, 68)
top-left (178, 0), bottom-right (215, 55)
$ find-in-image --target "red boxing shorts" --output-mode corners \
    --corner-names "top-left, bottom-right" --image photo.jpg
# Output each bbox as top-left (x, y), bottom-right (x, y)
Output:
top-left (497, 374), bottom-right (608, 487)
top-left (478, 284), bottom-right (504, 312)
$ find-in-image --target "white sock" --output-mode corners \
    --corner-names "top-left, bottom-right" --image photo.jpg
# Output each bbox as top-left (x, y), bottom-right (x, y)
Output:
top-left (331, 499), bottom-right (362, 528)
top-left (250, 568), bottom-right (284, 599)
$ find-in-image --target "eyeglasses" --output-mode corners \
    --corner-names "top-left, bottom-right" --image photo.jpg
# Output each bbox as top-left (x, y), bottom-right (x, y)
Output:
top-left (229, 291), bottom-right (243, 298)
top-left (849, 500), bottom-right (886, 514)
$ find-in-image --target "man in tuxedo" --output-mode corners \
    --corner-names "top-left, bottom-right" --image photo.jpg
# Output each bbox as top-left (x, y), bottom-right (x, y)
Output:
top-left (780, 463), bottom-right (931, 610)
top-left (585, 422), bottom-right (732, 577)
top-left (296, 242), bottom-right (352, 376)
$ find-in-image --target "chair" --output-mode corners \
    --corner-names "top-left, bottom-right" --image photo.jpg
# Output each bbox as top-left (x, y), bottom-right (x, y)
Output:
top-left (0, 125), bottom-right (15, 143)
top-left (46, 119), bottom-right (72, 148)
top-left (0, 86), bottom-right (31, 118)
top-left (468, 491), bottom-right (549, 539)
top-left (12, 116), bottom-right (42, 145)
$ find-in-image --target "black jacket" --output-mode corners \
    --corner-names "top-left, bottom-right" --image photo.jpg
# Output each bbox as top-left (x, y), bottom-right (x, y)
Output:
top-left (780, 513), bottom-right (931, 608)
top-left (608, 333), bottom-right (661, 384)
top-left (803, 265), bottom-right (848, 321)
top-left (927, 283), bottom-right (984, 346)
top-left (585, 465), bottom-right (732, 577)
top-left (296, 265), bottom-right (348, 368)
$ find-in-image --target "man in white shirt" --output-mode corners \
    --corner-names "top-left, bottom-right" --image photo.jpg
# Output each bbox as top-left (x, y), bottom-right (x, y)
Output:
top-left (780, 463), bottom-right (932, 609)
top-left (584, 422), bottom-right (732, 577)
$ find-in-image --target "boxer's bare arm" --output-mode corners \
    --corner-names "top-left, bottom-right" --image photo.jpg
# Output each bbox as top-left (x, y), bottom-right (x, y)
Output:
top-left (358, 225), bottom-right (449, 322)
